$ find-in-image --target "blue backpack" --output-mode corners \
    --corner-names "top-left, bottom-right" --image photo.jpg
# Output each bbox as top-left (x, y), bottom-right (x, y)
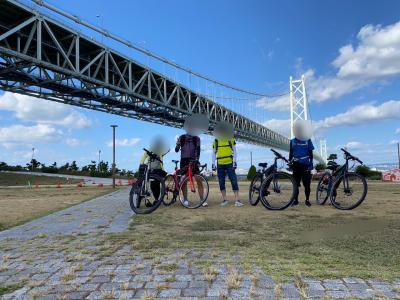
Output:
top-left (291, 138), bottom-right (313, 166)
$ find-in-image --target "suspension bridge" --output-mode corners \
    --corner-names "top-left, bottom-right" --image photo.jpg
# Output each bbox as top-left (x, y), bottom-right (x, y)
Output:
top-left (0, 0), bottom-right (325, 163)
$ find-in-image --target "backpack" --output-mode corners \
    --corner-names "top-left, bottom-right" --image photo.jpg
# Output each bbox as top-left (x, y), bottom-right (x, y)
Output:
top-left (180, 134), bottom-right (199, 159)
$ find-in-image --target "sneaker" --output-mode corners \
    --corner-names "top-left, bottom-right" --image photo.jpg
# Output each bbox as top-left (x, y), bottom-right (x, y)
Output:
top-left (292, 199), bottom-right (299, 206)
top-left (220, 200), bottom-right (229, 207)
top-left (305, 200), bottom-right (311, 207)
top-left (234, 200), bottom-right (244, 207)
top-left (202, 201), bottom-right (208, 207)
top-left (183, 199), bottom-right (190, 207)
top-left (132, 194), bottom-right (138, 208)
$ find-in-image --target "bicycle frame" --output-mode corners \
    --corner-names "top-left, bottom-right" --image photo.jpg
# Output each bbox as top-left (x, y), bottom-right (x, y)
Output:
top-left (325, 159), bottom-right (352, 194)
top-left (169, 162), bottom-right (194, 195)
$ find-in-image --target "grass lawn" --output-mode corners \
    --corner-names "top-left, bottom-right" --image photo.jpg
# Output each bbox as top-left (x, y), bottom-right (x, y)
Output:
top-left (0, 172), bottom-right (80, 186)
top-left (0, 186), bottom-right (116, 231)
top-left (110, 181), bottom-right (400, 280)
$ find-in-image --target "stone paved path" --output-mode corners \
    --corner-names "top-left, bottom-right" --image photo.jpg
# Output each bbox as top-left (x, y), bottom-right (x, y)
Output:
top-left (0, 189), bottom-right (132, 241)
top-left (1, 188), bottom-right (399, 299)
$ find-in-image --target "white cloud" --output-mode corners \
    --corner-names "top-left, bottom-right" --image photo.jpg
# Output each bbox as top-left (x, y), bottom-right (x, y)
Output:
top-left (389, 139), bottom-right (399, 145)
top-left (0, 124), bottom-right (63, 148)
top-left (314, 100), bottom-right (400, 130)
top-left (107, 138), bottom-right (141, 147)
top-left (0, 92), bottom-right (91, 129)
top-left (396, 128), bottom-right (400, 134)
top-left (65, 138), bottom-right (81, 147)
top-left (311, 21), bottom-right (400, 102)
top-left (260, 21), bottom-right (400, 112)
top-left (256, 94), bottom-right (290, 112)
top-left (341, 141), bottom-right (365, 150)
top-left (262, 119), bottom-right (291, 137)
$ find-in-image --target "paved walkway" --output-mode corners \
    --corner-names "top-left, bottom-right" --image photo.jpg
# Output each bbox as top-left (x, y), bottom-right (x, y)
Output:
top-left (1, 188), bottom-right (399, 299)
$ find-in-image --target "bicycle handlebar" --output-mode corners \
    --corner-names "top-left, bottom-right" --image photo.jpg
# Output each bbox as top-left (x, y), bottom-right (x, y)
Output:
top-left (270, 149), bottom-right (289, 163)
top-left (143, 148), bottom-right (163, 163)
top-left (340, 148), bottom-right (363, 164)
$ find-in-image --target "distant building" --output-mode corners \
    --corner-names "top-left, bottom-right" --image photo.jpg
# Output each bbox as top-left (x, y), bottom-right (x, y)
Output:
top-left (383, 168), bottom-right (400, 182)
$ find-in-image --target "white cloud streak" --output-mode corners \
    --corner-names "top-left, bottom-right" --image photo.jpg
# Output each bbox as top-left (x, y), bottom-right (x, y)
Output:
top-left (0, 92), bottom-right (91, 129)
top-left (260, 20), bottom-right (400, 111)
top-left (107, 138), bottom-right (141, 147)
top-left (314, 100), bottom-right (400, 130)
top-left (0, 124), bottom-right (63, 148)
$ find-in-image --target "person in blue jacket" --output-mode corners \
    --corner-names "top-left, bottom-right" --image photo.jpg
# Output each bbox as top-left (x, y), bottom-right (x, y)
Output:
top-left (289, 120), bottom-right (314, 207)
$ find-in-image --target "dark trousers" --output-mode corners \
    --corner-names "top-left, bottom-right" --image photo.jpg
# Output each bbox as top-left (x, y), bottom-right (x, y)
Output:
top-left (292, 162), bottom-right (311, 201)
top-left (150, 169), bottom-right (167, 200)
top-left (217, 163), bottom-right (239, 191)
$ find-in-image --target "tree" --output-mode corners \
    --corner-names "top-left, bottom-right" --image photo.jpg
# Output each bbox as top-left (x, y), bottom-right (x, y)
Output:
top-left (0, 162), bottom-right (8, 171)
top-left (69, 161), bottom-right (79, 172)
top-left (315, 163), bottom-right (327, 172)
top-left (27, 159), bottom-right (41, 171)
top-left (327, 153), bottom-right (338, 169)
top-left (355, 165), bottom-right (370, 177)
top-left (247, 165), bottom-right (257, 181)
top-left (60, 162), bottom-right (70, 171)
top-left (327, 153), bottom-right (337, 161)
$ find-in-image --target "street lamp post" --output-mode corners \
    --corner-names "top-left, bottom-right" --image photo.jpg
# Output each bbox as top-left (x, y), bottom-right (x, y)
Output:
top-left (110, 125), bottom-right (118, 188)
top-left (31, 147), bottom-right (35, 172)
top-left (98, 150), bottom-right (101, 171)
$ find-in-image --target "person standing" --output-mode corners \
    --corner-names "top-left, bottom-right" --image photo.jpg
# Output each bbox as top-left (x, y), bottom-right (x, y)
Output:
top-left (175, 131), bottom-right (203, 206)
top-left (289, 121), bottom-right (314, 207)
top-left (212, 136), bottom-right (243, 207)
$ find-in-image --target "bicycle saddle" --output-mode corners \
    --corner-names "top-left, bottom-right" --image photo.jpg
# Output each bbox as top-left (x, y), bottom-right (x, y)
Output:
top-left (172, 160), bottom-right (179, 164)
top-left (258, 163), bottom-right (268, 168)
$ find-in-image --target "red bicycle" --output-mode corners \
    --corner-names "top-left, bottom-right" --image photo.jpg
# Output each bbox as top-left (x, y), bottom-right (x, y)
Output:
top-left (163, 160), bottom-right (209, 208)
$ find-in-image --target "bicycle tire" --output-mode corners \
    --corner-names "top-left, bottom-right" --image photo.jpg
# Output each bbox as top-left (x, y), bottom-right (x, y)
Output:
top-left (259, 171), bottom-right (297, 210)
top-left (330, 172), bottom-right (367, 210)
top-left (249, 173), bottom-right (262, 206)
top-left (179, 174), bottom-right (209, 209)
top-left (163, 174), bottom-right (177, 206)
top-left (316, 172), bottom-right (331, 205)
top-left (129, 174), bottom-right (165, 214)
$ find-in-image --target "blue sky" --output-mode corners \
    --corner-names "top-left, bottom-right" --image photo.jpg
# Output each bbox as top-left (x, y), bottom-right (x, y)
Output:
top-left (1, 0), bottom-right (400, 172)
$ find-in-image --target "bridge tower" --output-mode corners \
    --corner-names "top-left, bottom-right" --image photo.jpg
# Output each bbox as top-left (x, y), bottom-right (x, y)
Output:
top-left (319, 139), bottom-right (328, 164)
top-left (289, 75), bottom-right (308, 139)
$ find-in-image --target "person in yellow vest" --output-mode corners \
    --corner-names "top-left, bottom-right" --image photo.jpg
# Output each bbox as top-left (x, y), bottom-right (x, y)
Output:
top-left (211, 137), bottom-right (243, 207)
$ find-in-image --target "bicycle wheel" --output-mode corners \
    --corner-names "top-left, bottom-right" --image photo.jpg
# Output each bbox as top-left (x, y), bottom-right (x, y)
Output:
top-left (179, 174), bottom-right (209, 208)
top-left (129, 174), bottom-right (165, 214)
top-left (249, 173), bottom-right (262, 206)
top-left (163, 174), bottom-right (177, 206)
top-left (316, 172), bottom-right (331, 205)
top-left (330, 172), bottom-right (367, 210)
top-left (259, 171), bottom-right (296, 210)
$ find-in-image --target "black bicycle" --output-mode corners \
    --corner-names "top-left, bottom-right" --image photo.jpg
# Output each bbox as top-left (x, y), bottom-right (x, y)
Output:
top-left (316, 148), bottom-right (368, 210)
top-left (249, 149), bottom-right (297, 210)
top-left (129, 148), bottom-right (165, 214)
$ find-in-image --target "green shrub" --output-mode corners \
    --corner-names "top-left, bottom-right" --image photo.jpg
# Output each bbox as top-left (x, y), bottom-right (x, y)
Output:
top-left (247, 165), bottom-right (257, 181)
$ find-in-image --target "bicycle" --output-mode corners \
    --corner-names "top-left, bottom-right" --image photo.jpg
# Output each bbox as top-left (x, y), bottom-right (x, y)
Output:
top-left (316, 148), bottom-right (368, 210)
top-left (129, 148), bottom-right (165, 214)
top-left (249, 149), bottom-right (298, 210)
top-left (163, 159), bottom-right (209, 208)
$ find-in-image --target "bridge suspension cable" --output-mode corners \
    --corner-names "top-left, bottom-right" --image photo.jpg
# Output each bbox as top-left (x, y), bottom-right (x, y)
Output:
top-left (30, 0), bottom-right (285, 99)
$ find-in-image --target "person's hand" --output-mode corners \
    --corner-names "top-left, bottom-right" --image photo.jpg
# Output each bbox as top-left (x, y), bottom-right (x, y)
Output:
top-left (233, 162), bottom-right (237, 169)
top-left (212, 164), bottom-right (216, 171)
